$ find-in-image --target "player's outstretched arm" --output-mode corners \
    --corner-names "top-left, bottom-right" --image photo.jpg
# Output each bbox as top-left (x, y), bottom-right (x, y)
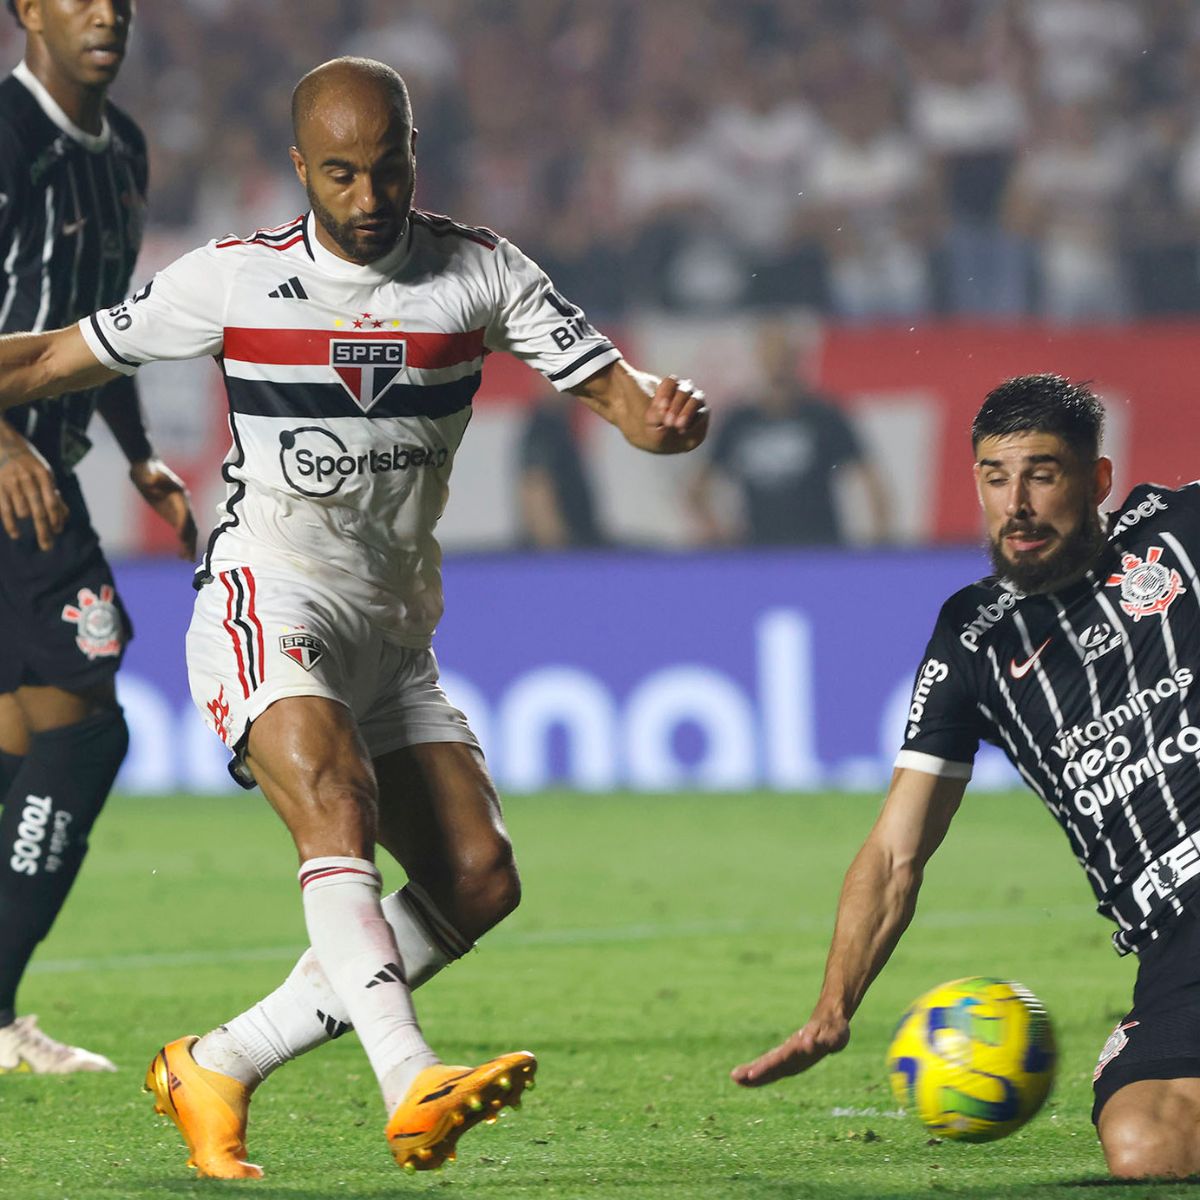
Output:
top-left (0, 326), bottom-right (120, 409)
top-left (570, 359), bottom-right (708, 454)
top-left (731, 768), bottom-right (967, 1088)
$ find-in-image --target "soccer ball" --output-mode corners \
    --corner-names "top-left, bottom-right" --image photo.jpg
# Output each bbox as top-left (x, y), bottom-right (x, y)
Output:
top-left (886, 976), bottom-right (1056, 1142)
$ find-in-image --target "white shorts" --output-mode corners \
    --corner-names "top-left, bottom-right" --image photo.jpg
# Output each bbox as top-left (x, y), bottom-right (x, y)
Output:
top-left (187, 563), bottom-right (478, 782)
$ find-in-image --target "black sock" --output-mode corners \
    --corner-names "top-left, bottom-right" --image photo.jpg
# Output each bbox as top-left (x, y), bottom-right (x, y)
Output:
top-left (0, 750), bottom-right (24, 799)
top-left (0, 710), bottom-right (128, 1012)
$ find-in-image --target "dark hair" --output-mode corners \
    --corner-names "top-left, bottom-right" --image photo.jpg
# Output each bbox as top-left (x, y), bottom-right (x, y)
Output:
top-left (972, 374), bottom-right (1105, 460)
top-left (6, 1), bottom-right (17, 22)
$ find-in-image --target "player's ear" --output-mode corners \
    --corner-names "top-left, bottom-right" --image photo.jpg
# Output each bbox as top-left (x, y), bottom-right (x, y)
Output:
top-left (14, 0), bottom-right (39, 33)
top-left (1092, 456), bottom-right (1113, 506)
top-left (288, 146), bottom-right (306, 188)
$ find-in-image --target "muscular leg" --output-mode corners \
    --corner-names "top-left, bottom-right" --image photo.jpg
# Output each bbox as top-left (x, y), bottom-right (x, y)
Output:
top-left (374, 741), bottom-right (520, 940)
top-left (0, 682), bottom-right (127, 1028)
top-left (1099, 1078), bottom-right (1200, 1178)
top-left (240, 696), bottom-right (437, 1106)
top-left (199, 741), bottom-right (518, 1081)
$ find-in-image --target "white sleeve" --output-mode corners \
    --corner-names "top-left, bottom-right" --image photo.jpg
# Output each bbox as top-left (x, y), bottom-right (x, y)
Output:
top-left (79, 243), bottom-right (227, 374)
top-left (484, 239), bottom-right (620, 391)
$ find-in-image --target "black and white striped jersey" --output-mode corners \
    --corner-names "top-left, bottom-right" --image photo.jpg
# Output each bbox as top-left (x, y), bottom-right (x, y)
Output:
top-left (80, 209), bottom-right (620, 646)
top-left (898, 482), bottom-right (1200, 955)
top-left (0, 61), bottom-right (146, 473)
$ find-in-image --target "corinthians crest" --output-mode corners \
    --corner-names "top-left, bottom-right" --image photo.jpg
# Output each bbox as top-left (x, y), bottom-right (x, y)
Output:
top-left (1106, 546), bottom-right (1186, 621)
top-left (60, 585), bottom-right (123, 659)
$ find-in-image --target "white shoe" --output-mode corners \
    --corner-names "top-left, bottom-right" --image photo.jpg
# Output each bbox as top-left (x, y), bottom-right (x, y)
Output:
top-left (0, 1015), bottom-right (117, 1074)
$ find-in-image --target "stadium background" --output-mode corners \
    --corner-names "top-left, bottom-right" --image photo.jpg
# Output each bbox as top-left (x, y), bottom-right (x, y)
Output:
top-left (5, 0), bottom-right (1199, 796)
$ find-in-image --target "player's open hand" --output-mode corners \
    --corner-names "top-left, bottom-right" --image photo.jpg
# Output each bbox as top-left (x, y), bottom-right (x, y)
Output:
top-left (731, 1015), bottom-right (851, 1088)
top-left (644, 375), bottom-right (708, 453)
top-left (0, 429), bottom-right (68, 551)
top-left (130, 457), bottom-right (198, 559)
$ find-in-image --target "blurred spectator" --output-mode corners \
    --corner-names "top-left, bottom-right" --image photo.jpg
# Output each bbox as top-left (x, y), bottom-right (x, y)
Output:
top-left (1004, 100), bottom-right (1137, 321)
top-left (516, 393), bottom-right (606, 550)
top-left (807, 80), bottom-right (939, 321)
top-left (910, 33), bottom-right (1030, 315)
top-left (688, 322), bottom-right (890, 547)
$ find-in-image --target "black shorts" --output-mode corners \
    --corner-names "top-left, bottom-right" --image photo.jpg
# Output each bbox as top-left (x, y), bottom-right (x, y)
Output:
top-left (0, 473), bottom-right (131, 694)
top-left (1091, 906), bottom-right (1200, 1123)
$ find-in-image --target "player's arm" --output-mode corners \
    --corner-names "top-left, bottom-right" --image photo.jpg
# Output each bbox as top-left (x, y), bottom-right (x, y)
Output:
top-left (0, 329), bottom-right (117, 549)
top-left (0, 326), bottom-right (120, 408)
top-left (96, 377), bottom-right (198, 560)
top-left (731, 766), bottom-right (967, 1087)
top-left (570, 359), bottom-right (708, 455)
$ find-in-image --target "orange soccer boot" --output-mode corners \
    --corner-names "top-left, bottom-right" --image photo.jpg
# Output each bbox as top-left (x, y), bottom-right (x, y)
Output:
top-left (144, 1035), bottom-right (263, 1180)
top-left (385, 1050), bottom-right (537, 1171)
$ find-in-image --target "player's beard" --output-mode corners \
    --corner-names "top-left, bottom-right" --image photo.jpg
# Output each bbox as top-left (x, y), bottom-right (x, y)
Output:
top-left (307, 181), bottom-right (412, 265)
top-left (987, 507), bottom-right (1106, 594)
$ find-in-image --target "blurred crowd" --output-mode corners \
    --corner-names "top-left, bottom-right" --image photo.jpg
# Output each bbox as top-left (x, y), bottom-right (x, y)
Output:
top-left (6, 0), bottom-right (1200, 323)
top-left (4, 0), bottom-right (1190, 324)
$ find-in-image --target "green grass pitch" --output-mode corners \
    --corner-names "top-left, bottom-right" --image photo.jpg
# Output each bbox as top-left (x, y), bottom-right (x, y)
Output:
top-left (1, 789), bottom-right (1193, 1198)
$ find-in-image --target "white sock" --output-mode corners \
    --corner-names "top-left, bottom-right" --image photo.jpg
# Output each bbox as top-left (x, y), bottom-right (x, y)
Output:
top-left (298, 856), bottom-right (439, 1108)
top-left (194, 882), bottom-right (471, 1088)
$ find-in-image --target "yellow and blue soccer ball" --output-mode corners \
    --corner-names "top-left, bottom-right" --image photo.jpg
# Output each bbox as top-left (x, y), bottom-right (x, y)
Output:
top-left (887, 977), bottom-right (1056, 1142)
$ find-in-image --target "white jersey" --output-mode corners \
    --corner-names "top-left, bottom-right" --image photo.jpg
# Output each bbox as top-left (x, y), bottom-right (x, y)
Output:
top-left (80, 210), bottom-right (619, 645)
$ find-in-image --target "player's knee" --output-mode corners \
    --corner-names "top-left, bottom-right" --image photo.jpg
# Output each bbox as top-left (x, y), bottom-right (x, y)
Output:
top-left (454, 836), bottom-right (521, 934)
top-left (1102, 1112), bottom-right (1189, 1179)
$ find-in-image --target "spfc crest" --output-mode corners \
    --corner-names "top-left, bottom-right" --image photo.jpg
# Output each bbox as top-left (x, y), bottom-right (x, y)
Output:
top-left (61, 585), bottom-right (122, 660)
top-left (1106, 546), bottom-right (1185, 621)
top-left (330, 338), bottom-right (406, 411)
top-left (280, 632), bottom-right (324, 671)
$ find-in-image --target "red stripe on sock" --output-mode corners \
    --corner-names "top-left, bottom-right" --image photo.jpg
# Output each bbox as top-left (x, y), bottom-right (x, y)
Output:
top-left (298, 865), bottom-right (380, 890)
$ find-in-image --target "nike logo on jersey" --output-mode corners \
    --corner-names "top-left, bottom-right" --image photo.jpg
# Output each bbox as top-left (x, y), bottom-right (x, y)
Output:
top-left (1010, 638), bottom-right (1051, 679)
top-left (267, 276), bottom-right (309, 299)
top-left (61, 216), bottom-right (88, 236)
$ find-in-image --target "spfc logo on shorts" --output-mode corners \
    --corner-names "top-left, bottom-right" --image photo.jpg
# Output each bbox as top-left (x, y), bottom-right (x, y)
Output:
top-left (60, 585), bottom-right (122, 660)
top-left (330, 338), bottom-right (406, 411)
top-left (1106, 547), bottom-right (1185, 621)
top-left (280, 632), bottom-right (324, 671)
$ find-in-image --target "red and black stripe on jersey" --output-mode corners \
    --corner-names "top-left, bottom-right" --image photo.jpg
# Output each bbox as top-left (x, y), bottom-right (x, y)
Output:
top-left (216, 216), bottom-right (311, 256)
top-left (0, 73), bottom-right (147, 473)
top-left (901, 482), bottom-right (1200, 954)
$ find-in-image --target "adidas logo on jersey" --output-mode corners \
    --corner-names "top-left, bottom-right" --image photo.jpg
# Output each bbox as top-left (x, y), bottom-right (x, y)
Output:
top-left (267, 276), bottom-right (309, 299)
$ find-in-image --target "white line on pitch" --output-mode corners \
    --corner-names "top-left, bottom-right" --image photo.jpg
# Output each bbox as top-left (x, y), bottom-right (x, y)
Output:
top-left (29, 904), bottom-right (1094, 976)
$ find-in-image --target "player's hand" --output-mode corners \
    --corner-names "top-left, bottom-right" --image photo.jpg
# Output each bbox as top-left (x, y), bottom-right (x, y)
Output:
top-left (130, 457), bottom-right (198, 560)
top-left (730, 1014), bottom-right (851, 1088)
top-left (0, 429), bottom-right (68, 551)
top-left (644, 375), bottom-right (708, 453)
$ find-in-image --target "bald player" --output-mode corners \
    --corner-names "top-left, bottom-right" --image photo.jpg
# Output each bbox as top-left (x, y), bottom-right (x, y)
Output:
top-left (0, 57), bottom-right (708, 1178)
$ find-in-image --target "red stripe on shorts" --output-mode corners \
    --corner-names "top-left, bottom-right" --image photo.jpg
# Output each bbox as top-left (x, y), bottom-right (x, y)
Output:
top-left (220, 571), bottom-right (252, 699)
top-left (242, 567), bottom-right (266, 684)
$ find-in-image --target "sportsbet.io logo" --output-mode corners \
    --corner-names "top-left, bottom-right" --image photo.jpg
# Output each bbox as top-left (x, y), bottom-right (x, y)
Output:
top-left (278, 427), bottom-right (449, 498)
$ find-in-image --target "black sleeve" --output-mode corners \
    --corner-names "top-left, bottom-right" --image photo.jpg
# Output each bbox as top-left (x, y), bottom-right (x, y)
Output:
top-left (518, 408), bottom-right (560, 473)
top-left (95, 375), bottom-right (153, 464)
top-left (895, 601), bottom-right (987, 777)
top-left (817, 401), bottom-right (864, 467)
top-left (0, 120), bottom-right (28, 278)
top-left (707, 408), bottom-right (746, 471)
